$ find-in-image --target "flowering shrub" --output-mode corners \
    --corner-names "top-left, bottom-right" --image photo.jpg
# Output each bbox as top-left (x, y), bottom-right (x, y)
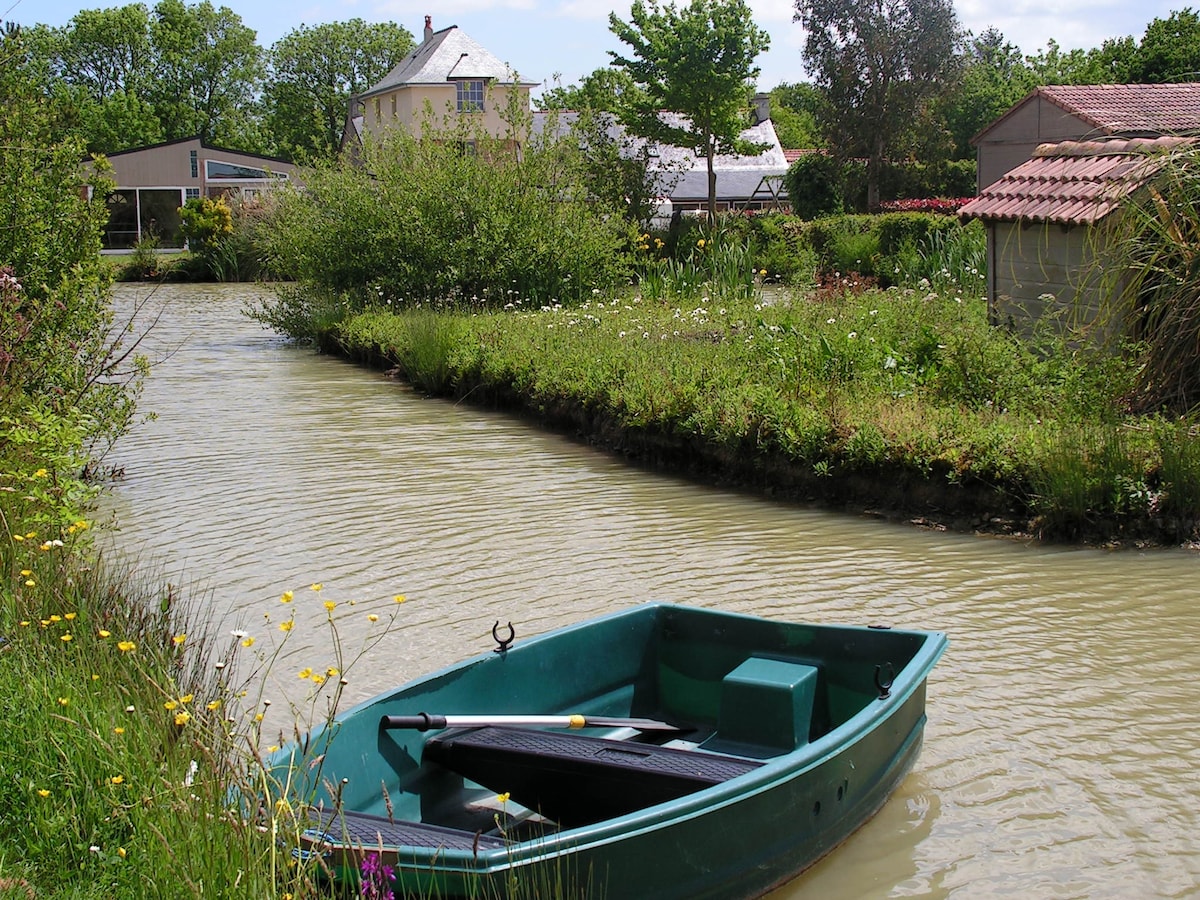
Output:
top-left (878, 198), bottom-right (973, 214)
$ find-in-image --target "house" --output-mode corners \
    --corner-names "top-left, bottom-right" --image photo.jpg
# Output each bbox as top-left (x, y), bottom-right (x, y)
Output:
top-left (531, 97), bottom-right (790, 220)
top-left (344, 16), bottom-right (537, 150)
top-left (95, 136), bottom-right (297, 250)
top-left (971, 83), bottom-right (1200, 191)
top-left (959, 135), bottom-right (1188, 332)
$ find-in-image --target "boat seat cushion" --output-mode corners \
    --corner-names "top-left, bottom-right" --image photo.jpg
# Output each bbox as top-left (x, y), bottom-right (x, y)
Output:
top-left (424, 725), bottom-right (761, 827)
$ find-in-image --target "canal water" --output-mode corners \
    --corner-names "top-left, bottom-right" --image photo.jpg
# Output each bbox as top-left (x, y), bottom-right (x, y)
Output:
top-left (101, 283), bottom-right (1200, 899)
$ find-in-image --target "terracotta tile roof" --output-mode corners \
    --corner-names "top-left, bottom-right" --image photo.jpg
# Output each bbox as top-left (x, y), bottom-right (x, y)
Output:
top-left (959, 136), bottom-right (1191, 225)
top-left (1040, 83), bottom-right (1200, 135)
top-left (783, 149), bottom-right (821, 163)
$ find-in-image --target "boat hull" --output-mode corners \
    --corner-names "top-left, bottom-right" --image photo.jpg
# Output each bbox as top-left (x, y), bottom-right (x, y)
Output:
top-left (278, 603), bottom-right (946, 899)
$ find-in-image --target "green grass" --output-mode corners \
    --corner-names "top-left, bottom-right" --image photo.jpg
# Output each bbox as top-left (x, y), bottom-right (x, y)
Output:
top-left (325, 283), bottom-right (1200, 542)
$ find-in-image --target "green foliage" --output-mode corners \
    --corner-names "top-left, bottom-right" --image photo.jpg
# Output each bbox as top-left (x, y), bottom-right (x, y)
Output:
top-left (255, 121), bottom-right (635, 339)
top-left (795, 0), bottom-right (965, 209)
top-left (264, 19), bottom-right (415, 163)
top-left (769, 82), bottom-right (822, 149)
top-left (537, 67), bottom-right (647, 113)
top-left (1092, 145), bottom-right (1200, 413)
top-left (785, 152), bottom-right (844, 219)
top-left (609, 0), bottom-right (770, 220)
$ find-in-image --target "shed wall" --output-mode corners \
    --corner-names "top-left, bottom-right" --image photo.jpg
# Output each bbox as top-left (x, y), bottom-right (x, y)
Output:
top-left (988, 221), bottom-right (1107, 332)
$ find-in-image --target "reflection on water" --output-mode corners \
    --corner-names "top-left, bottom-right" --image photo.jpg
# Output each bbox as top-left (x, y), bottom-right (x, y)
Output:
top-left (102, 284), bottom-right (1200, 899)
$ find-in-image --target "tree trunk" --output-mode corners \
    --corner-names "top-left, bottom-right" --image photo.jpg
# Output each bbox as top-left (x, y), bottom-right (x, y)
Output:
top-left (706, 136), bottom-right (717, 223)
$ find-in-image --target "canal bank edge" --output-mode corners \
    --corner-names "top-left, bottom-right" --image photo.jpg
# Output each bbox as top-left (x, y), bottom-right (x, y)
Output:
top-left (326, 336), bottom-right (1199, 551)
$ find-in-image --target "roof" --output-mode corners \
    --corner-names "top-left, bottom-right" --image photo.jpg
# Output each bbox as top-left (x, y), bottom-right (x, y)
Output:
top-left (362, 26), bottom-right (532, 97)
top-left (531, 111), bottom-right (789, 202)
top-left (959, 136), bottom-right (1190, 225)
top-left (974, 83), bottom-right (1200, 145)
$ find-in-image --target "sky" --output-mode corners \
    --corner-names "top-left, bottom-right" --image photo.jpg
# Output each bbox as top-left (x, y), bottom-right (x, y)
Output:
top-left (2, 0), bottom-right (1187, 97)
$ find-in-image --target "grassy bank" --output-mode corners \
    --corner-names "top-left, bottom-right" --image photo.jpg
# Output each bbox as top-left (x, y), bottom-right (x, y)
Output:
top-left (323, 284), bottom-right (1200, 546)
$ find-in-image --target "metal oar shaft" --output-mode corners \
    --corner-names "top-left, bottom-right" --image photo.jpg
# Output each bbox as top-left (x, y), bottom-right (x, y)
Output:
top-left (379, 713), bottom-right (682, 732)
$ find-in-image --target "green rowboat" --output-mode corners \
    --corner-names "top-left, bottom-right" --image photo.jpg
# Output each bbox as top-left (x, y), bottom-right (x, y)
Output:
top-left (278, 603), bottom-right (947, 898)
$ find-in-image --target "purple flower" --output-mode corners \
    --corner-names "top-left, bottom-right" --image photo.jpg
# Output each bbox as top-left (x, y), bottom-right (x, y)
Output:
top-left (360, 852), bottom-right (395, 899)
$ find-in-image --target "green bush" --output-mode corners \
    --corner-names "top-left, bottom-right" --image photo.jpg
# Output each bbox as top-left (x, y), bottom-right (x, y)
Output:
top-left (785, 152), bottom-right (845, 219)
top-left (257, 117), bottom-right (636, 339)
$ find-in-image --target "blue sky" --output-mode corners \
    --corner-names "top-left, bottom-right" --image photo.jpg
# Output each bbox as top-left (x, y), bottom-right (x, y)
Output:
top-left (3, 0), bottom-right (1185, 96)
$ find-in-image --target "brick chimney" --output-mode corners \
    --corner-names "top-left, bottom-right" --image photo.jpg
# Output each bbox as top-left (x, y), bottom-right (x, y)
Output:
top-left (424, 15), bottom-right (433, 42)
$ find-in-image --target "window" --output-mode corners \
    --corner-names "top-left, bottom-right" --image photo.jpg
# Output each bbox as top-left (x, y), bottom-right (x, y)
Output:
top-left (456, 80), bottom-right (484, 112)
top-left (190, 149), bottom-right (198, 178)
top-left (205, 159), bottom-right (286, 180)
top-left (374, 97), bottom-right (381, 123)
top-left (185, 188), bottom-right (200, 200)
top-left (391, 94), bottom-right (397, 118)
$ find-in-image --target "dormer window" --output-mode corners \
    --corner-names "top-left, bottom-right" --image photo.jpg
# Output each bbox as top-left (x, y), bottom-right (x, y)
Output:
top-left (457, 80), bottom-right (484, 113)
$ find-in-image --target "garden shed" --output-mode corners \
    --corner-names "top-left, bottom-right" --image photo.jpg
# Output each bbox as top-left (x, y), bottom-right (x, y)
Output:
top-left (959, 136), bottom-right (1189, 334)
top-left (972, 82), bottom-right (1200, 191)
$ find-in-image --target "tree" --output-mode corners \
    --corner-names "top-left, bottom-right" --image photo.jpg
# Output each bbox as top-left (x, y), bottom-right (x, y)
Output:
top-left (794, 0), bottom-right (964, 209)
top-left (1130, 8), bottom-right (1200, 82)
top-left (264, 19), bottom-right (414, 163)
top-left (769, 81), bottom-right (822, 149)
top-left (609, 0), bottom-right (770, 221)
top-left (148, 0), bottom-right (263, 146)
top-left (537, 67), bottom-right (646, 113)
top-left (941, 28), bottom-right (1036, 159)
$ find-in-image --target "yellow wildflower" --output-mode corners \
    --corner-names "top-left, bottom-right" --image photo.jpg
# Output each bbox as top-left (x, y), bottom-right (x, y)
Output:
top-left (497, 792), bottom-right (511, 804)
top-left (111, 775), bottom-right (124, 785)
top-left (172, 634), bottom-right (186, 647)
top-left (64, 612), bottom-right (76, 621)
top-left (116, 847), bottom-right (126, 858)
top-left (311, 674), bottom-right (326, 685)
top-left (278, 619), bottom-right (294, 633)
top-left (394, 594), bottom-right (406, 604)
top-left (310, 583), bottom-right (323, 592)
top-left (323, 600), bottom-right (336, 612)
top-left (367, 614), bottom-right (379, 623)
top-left (60, 633), bottom-right (72, 643)
top-left (164, 700), bottom-right (178, 711)
top-left (180, 694), bottom-right (193, 704)
top-left (280, 590), bottom-right (294, 603)
top-left (206, 700), bottom-right (221, 710)
top-left (57, 697), bottom-right (69, 706)
top-left (98, 630), bottom-right (110, 638)
top-left (114, 727), bottom-right (125, 735)
top-left (297, 667), bottom-right (313, 679)
top-left (174, 711), bottom-right (190, 726)
top-left (326, 667), bottom-right (339, 677)
top-left (117, 640), bottom-right (135, 652)
top-left (37, 789), bottom-right (50, 798)
top-left (241, 635), bottom-right (255, 647)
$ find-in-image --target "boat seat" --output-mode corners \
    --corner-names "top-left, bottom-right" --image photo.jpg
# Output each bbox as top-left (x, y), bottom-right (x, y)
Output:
top-left (424, 725), bottom-right (762, 828)
top-left (303, 808), bottom-right (506, 852)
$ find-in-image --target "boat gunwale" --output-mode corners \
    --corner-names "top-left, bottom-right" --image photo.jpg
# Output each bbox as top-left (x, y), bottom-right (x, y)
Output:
top-left (295, 603), bottom-right (947, 871)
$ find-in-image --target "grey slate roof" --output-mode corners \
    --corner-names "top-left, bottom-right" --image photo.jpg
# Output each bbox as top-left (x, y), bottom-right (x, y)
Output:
top-left (362, 26), bottom-right (531, 98)
top-left (531, 111), bottom-right (788, 203)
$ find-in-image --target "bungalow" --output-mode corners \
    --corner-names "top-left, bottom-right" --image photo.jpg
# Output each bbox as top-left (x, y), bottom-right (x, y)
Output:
top-left (343, 16), bottom-right (537, 150)
top-left (95, 136), bottom-right (296, 250)
top-left (972, 82), bottom-right (1200, 191)
top-left (959, 135), bottom-right (1188, 333)
top-left (531, 96), bottom-right (790, 221)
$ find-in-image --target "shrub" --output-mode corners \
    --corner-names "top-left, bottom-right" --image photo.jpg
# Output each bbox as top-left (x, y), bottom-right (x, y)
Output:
top-left (785, 152), bottom-right (845, 219)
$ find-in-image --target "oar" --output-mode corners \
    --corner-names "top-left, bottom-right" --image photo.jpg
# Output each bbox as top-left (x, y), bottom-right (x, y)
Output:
top-left (379, 712), bottom-right (684, 733)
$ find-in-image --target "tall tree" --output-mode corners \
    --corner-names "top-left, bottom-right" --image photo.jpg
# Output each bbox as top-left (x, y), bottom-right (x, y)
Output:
top-left (264, 19), bottom-right (414, 163)
top-left (609, 0), bottom-right (770, 221)
top-left (942, 28), bottom-right (1036, 159)
top-left (53, 6), bottom-right (163, 152)
top-left (1130, 8), bottom-right (1200, 82)
top-left (794, 0), bottom-right (964, 209)
top-left (769, 81), bottom-right (822, 149)
top-left (148, 0), bottom-right (263, 146)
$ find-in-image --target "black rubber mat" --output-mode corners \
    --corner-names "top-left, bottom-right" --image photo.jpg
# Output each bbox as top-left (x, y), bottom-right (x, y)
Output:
top-left (306, 808), bottom-right (506, 851)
